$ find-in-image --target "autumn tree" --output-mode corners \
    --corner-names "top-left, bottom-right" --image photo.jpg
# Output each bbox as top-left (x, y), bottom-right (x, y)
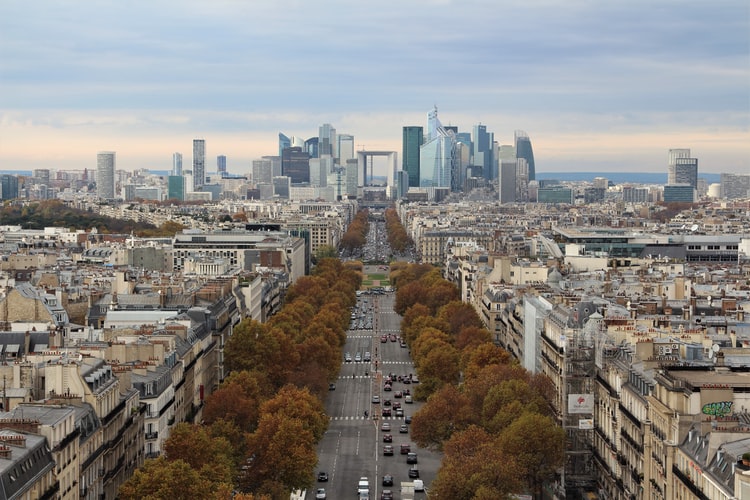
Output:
top-left (437, 301), bottom-right (485, 337)
top-left (411, 384), bottom-right (473, 450)
top-left (163, 423), bottom-right (236, 485)
top-left (497, 413), bottom-right (566, 498)
top-left (118, 457), bottom-right (216, 500)
top-left (203, 370), bottom-right (269, 432)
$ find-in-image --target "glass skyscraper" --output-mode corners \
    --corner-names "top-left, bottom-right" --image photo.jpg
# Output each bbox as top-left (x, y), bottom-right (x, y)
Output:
top-left (279, 133), bottom-right (291, 157)
top-left (419, 108), bottom-right (456, 189)
top-left (473, 124), bottom-right (495, 181)
top-left (402, 126), bottom-right (423, 188)
top-left (515, 131), bottom-right (535, 181)
top-left (172, 152), bottom-right (182, 176)
top-left (193, 139), bottom-right (205, 191)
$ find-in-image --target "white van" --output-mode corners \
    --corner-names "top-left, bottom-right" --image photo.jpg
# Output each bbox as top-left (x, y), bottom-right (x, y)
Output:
top-left (413, 479), bottom-right (424, 491)
top-left (357, 477), bottom-right (370, 496)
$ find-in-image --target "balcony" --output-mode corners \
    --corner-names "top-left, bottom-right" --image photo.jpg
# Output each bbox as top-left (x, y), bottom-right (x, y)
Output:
top-left (145, 431), bottom-right (159, 440)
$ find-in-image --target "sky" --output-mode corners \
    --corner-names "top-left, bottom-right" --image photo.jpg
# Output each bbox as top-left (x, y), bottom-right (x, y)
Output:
top-left (1, 0), bottom-right (748, 176)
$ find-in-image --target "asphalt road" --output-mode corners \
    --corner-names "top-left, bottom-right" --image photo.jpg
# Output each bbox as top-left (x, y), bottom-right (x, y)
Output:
top-left (314, 292), bottom-right (443, 499)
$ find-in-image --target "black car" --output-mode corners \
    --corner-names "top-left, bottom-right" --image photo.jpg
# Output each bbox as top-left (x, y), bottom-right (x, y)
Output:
top-left (406, 452), bottom-right (418, 464)
top-left (317, 471), bottom-right (328, 482)
top-left (382, 474), bottom-right (394, 486)
top-left (380, 490), bottom-right (393, 500)
top-left (328, 383), bottom-right (336, 391)
top-left (405, 415), bottom-right (412, 424)
top-left (408, 467), bottom-right (420, 478)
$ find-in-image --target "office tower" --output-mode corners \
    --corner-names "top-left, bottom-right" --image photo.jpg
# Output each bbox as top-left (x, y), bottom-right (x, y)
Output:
top-left (252, 156), bottom-right (278, 185)
top-left (193, 139), bottom-right (205, 191)
top-left (420, 108), bottom-right (457, 190)
top-left (673, 157), bottom-right (698, 188)
top-left (172, 152), bottom-right (183, 176)
top-left (720, 173), bottom-right (750, 199)
top-left (273, 176), bottom-right (291, 199)
top-left (96, 151), bottom-right (116, 199)
top-left (515, 131), bottom-right (536, 181)
top-left (667, 149), bottom-right (691, 184)
top-left (473, 124), bottom-right (495, 181)
top-left (281, 147), bottom-right (310, 184)
top-left (498, 145), bottom-right (517, 203)
top-left (304, 137), bottom-right (319, 159)
top-left (319, 123), bottom-right (336, 158)
top-left (217, 155), bottom-right (227, 176)
top-left (168, 175), bottom-right (185, 201)
top-left (402, 126), bottom-right (423, 188)
top-left (0, 175), bottom-right (19, 200)
top-left (279, 133), bottom-right (291, 157)
top-left (593, 177), bottom-right (608, 190)
top-left (338, 134), bottom-right (355, 163)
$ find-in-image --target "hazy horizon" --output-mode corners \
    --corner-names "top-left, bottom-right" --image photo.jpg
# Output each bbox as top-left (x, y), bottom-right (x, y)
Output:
top-left (1, 1), bottom-right (748, 175)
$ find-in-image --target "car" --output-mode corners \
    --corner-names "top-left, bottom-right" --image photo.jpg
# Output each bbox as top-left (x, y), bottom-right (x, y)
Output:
top-left (345, 353), bottom-right (352, 362)
top-left (413, 479), bottom-right (424, 492)
top-left (383, 445), bottom-right (394, 456)
top-left (394, 391), bottom-right (402, 398)
top-left (383, 399), bottom-right (392, 407)
top-left (390, 335), bottom-right (397, 342)
top-left (380, 490), bottom-right (393, 500)
top-left (383, 384), bottom-right (392, 392)
top-left (400, 443), bottom-right (411, 454)
top-left (317, 471), bottom-right (328, 482)
top-left (328, 383), bottom-right (336, 391)
top-left (382, 474), bottom-right (394, 486)
top-left (354, 353), bottom-right (362, 362)
top-left (392, 401), bottom-right (401, 410)
top-left (400, 424), bottom-right (408, 433)
top-left (400, 342), bottom-right (407, 348)
top-left (364, 352), bottom-right (371, 362)
top-left (381, 422), bottom-right (391, 431)
top-left (315, 487), bottom-right (327, 499)
top-left (381, 408), bottom-right (392, 417)
top-left (405, 395), bottom-right (413, 403)
top-left (408, 467), bottom-right (420, 478)
top-left (405, 415), bottom-right (412, 424)
top-left (395, 409), bottom-right (404, 418)
top-left (372, 395), bottom-right (380, 404)
top-left (411, 375), bottom-right (419, 383)
top-left (407, 452), bottom-right (418, 464)
top-left (380, 335), bottom-right (388, 343)
top-left (383, 433), bottom-right (392, 442)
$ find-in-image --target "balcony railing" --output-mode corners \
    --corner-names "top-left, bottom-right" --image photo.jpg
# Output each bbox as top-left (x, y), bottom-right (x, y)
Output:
top-left (145, 431), bottom-right (159, 440)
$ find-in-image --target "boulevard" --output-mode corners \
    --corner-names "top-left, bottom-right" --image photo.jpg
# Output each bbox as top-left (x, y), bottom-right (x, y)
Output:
top-left (315, 289), bottom-right (442, 499)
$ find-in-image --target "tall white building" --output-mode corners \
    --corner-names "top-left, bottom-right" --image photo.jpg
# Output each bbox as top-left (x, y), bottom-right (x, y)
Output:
top-left (319, 123), bottom-right (336, 158)
top-left (667, 148), bottom-right (691, 185)
top-left (193, 139), bottom-right (205, 191)
top-left (172, 152), bottom-right (182, 176)
top-left (337, 134), bottom-right (355, 163)
top-left (97, 151), bottom-right (116, 199)
top-left (419, 107), bottom-right (456, 189)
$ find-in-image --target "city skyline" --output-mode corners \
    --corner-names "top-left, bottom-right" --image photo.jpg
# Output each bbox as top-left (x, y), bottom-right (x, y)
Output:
top-left (1, 1), bottom-right (748, 175)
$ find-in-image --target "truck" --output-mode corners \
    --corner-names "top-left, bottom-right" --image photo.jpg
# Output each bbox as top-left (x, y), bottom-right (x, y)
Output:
top-left (400, 481), bottom-right (415, 500)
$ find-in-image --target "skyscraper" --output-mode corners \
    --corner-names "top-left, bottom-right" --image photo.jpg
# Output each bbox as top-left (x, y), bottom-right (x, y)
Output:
top-left (96, 151), bottom-right (116, 199)
top-left (338, 134), bottom-right (355, 163)
top-left (0, 175), bottom-right (19, 201)
top-left (172, 152), bottom-right (183, 176)
top-left (473, 124), bottom-right (495, 181)
top-left (193, 139), bottom-right (205, 191)
top-left (319, 123), bottom-right (336, 158)
top-left (515, 131), bottom-right (536, 181)
top-left (498, 145), bottom-right (517, 203)
top-left (279, 133), bottom-right (291, 157)
top-left (668, 149), bottom-right (698, 188)
top-left (281, 147), bottom-right (311, 184)
top-left (217, 155), bottom-right (227, 176)
top-left (402, 126), bottom-right (423, 188)
top-left (419, 108), bottom-right (457, 189)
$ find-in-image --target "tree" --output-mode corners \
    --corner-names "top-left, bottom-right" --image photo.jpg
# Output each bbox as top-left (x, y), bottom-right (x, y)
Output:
top-left (437, 301), bottom-right (485, 337)
top-left (497, 413), bottom-right (566, 498)
top-left (410, 384), bottom-right (473, 450)
top-left (203, 370), bottom-right (268, 432)
top-left (163, 423), bottom-right (236, 485)
top-left (258, 385), bottom-right (328, 442)
top-left (118, 457), bottom-right (216, 500)
top-left (429, 425), bottom-right (524, 500)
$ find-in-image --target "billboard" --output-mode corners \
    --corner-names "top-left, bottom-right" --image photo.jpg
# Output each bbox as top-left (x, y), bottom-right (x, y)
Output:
top-left (568, 394), bottom-right (594, 414)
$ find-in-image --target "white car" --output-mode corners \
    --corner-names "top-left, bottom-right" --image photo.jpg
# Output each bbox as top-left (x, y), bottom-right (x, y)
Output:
top-left (315, 487), bottom-right (327, 499)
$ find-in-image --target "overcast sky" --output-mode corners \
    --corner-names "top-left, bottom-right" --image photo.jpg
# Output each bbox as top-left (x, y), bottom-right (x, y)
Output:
top-left (1, 0), bottom-right (748, 175)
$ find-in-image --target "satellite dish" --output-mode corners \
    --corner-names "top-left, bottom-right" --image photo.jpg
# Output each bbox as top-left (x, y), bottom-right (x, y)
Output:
top-left (713, 344), bottom-right (720, 353)
top-left (691, 224), bottom-right (699, 232)
top-left (708, 349), bottom-right (713, 359)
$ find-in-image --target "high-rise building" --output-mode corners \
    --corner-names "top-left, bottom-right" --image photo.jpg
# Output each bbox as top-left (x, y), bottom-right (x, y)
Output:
top-left (168, 175), bottom-right (185, 201)
top-left (419, 108), bottom-right (456, 190)
top-left (96, 151), bottom-right (116, 199)
top-left (667, 149), bottom-right (691, 184)
top-left (172, 152), bottom-right (182, 176)
top-left (498, 145), bottom-right (517, 203)
top-left (720, 173), bottom-right (750, 199)
top-left (473, 124), bottom-right (495, 181)
top-left (319, 123), bottom-right (336, 158)
top-left (279, 133), bottom-right (291, 157)
top-left (253, 156), bottom-right (279, 185)
top-left (193, 139), bottom-right (205, 191)
top-left (304, 137), bottom-right (319, 159)
top-left (515, 131), bottom-right (536, 181)
top-left (217, 155), bottom-right (227, 176)
top-left (338, 134), bottom-right (355, 163)
top-left (0, 174), bottom-right (19, 200)
top-left (281, 147), bottom-right (310, 184)
top-left (402, 126), bottom-right (423, 188)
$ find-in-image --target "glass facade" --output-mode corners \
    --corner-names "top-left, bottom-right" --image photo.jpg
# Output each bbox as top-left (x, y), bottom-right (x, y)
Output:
top-left (515, 131), bottom-right (535, 181)
top-left (402, 126), bottom-right (423, 188)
